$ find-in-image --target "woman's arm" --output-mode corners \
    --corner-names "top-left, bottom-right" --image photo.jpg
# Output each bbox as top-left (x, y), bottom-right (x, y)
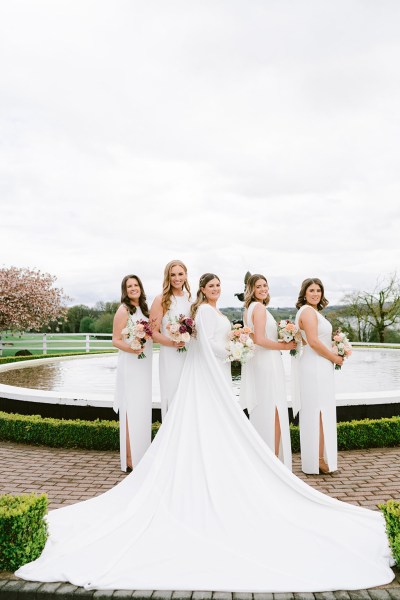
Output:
top-left (252, 304), bottom-right (296, 351)
top-left (149, 295), bottom-right (184, 348)
top-left (112, 305), bottom-right (142, 354)
top-left (199, 305), bottom-right (228, 360)
top-left (299, 307), bottom-right (344, 366)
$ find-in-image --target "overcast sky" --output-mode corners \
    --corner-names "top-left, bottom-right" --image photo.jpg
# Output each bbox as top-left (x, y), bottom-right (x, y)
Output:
top-left (1, 0), bottom-right (399, 309)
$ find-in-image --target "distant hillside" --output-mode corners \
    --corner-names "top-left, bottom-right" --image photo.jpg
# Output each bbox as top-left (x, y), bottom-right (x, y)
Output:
top-left (220, 305), bottom-right (344, 323)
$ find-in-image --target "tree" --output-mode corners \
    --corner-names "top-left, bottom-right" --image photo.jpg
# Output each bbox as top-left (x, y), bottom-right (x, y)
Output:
top-left (79, 316), bottom-right (95, 333)
top-left (94, 313), bottom-right (114, 334)
top-left (335, 273), bottom-right (400, 343)
top-left (361, 273), bottom-right (400, 342)
top-left (0, 266), bottom-right (69, 332)
top-left (66, 305), bottom-right (95, 333)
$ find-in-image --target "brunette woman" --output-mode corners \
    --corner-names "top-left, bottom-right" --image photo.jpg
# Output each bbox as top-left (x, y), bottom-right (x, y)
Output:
top-left (293, 278), bottom-right (343, 474)
top-left (240, 274), bottom-right (295, 469)
top-left (112, 274), bottom-right (152, 472)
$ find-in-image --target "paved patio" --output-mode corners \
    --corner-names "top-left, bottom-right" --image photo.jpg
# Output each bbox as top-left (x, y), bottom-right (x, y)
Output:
top-left (0, 441), bottom-right (399, 598)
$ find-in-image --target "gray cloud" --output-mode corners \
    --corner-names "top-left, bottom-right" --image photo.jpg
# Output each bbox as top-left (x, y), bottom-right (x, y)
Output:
top-left (1, 0), bottom-right (399, 308)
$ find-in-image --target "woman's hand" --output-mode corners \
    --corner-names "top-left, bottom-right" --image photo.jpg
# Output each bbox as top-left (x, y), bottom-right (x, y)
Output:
top-left (280, 340), bottom-right (296, 351)
top-left (333, 355), bottom-right (344, 366)
top-left (173, 341), bottom-right (186, 349)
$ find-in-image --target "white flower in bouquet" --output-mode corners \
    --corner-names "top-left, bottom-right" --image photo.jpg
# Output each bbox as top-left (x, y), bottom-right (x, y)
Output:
top-left (277, 320), bottom-right (302, 356)
top-left (332, 329), bottom-right (352, 370)
top-left (225, 324), bottom-right (255, 364)
top-left (166, 314), bottom-right (197, 353)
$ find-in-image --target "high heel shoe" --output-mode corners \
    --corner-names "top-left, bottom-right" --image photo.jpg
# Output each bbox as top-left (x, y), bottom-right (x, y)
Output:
top-left (126, 465), bottom-right (133, 473)
top-left (319, 457), bottom-right (330, 474)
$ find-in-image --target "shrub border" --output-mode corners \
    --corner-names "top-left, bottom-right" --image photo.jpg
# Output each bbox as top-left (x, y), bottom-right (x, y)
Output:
top-left (378, 500), bottom-right (400, 566)
top-left (0, 493), bottom-right (48, 572)
top-left (0, 410), bottom-right (398, 452)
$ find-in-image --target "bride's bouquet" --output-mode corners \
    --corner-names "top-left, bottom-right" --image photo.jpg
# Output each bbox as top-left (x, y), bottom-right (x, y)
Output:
top-left (332, 328), bottom-right (352, 370)
top-left (225, 324), bottom-right (255, 364)
top-left (166, 314), bottom-right (196, 353)
top-left (121, 318), bottom-right (153, 359)
top-left (277, 320), bottom-right (303, 356)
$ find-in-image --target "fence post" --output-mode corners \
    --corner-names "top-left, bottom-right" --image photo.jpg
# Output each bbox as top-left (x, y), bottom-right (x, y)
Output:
top-left (43, 333), bottom-right (47, 355)
top-left (86, 334), bottom-right (90, 353)
top-left (0, 334), bottom-right (3, 357)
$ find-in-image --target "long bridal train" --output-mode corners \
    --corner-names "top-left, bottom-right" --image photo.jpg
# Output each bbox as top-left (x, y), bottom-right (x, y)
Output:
top-left (16, 305), bottom-right (394, 592)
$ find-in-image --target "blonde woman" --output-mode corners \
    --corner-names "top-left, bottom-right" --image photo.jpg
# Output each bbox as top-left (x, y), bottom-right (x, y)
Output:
top-left (240, 274), bottom-right (295, 469)
top-left (112, 274), bottom-right (152, 472)
top-left (150, 260), bottom-right (192, 418)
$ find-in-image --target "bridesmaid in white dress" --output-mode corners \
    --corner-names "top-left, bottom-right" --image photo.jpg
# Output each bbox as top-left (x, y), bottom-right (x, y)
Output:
top-left (240, 274), bottom-right (295, 469)
top-left (112, 274), bottom-right (152, 472)
top-left (293, 278), bottom-right (343, 474)
top-left (150, 260), bottom-right (192, 418)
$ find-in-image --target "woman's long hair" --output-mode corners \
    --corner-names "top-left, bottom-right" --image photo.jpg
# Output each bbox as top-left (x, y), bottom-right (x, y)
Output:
top-left (120, 274), bottom-right (149, 317)
top-left (244, 274), bottom-right (270, 309)
top-left (190, 273), bottom-right (220, 319)
top-left (161, 260), bottom-right (191, 315)
top-left (295, 278), bottom-right (328, 311)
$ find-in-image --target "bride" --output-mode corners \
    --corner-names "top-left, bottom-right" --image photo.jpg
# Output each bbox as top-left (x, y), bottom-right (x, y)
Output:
top-left (16, 274), bottom-right (394, 592)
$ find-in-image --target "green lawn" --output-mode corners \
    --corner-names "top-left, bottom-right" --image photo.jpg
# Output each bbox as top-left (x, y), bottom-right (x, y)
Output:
top-left (0, 333), bottom-right (160, 356)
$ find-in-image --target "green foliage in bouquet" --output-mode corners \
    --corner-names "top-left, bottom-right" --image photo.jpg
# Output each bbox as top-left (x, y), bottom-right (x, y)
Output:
top-left (378, 500), bottom-right (400, 565)
top-left (0, 493), bottom-right (48, 572)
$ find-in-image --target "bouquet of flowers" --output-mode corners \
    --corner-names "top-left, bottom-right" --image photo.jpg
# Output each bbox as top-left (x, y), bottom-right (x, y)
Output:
top-left (332, 328), bottom-right (352, 370)
top-left (166, 314), bottom-right (196, 353)
top-left (121, 318), bottom-right (153, 359)
top-left (225, 324), bottom-right (255, 364)
top-left (277, 320), bottom-right (303, 356)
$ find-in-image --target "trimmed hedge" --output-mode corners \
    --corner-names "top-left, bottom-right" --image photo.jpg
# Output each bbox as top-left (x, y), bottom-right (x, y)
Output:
top-left (0, 351), bottom-right (114, 366)
top-left (0, 411), bottom-right (161, 450)
top-left (0, 493), bottom-right (48, 571)
top-left (379, 500), bottom-right (400, 565)
top-left (0, 410), bottom-right (399, 452)
top-left (290, 416), bottom-right (400, 453)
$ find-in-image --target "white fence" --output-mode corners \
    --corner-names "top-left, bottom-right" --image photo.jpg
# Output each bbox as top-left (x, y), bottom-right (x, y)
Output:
top-left (0, 333), bottom-right (399, 357)
top-left (0, 333), bottom-right (116, 356)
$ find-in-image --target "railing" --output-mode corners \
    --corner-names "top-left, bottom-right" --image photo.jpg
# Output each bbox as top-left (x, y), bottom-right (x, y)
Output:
top-left (0, 333), bottom-right (116, 356)
top-left (0, 333), bottom-right (399, 357)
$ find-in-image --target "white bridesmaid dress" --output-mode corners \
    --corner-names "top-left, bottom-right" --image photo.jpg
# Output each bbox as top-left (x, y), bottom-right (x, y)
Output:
top-left (240, 302), bottom-right (292, 470)
top-left (294, 304), bottom-right (337, 474)
top-left (113, 307), bottom-right (152, 472)
top-left (16, 303), bottom-right (394, 592)
top-left (159, 292), bottom-right (191, 418)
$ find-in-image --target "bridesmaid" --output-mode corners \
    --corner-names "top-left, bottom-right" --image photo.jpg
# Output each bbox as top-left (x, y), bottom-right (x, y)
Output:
top-left (112, 274), bottom-right (152, 472)
top-left (150, 260), bottom-right (192, 418)
top-left (240, 274), bottom-right (295, 469)
top-left (293, 278), bottom-right (343, 474)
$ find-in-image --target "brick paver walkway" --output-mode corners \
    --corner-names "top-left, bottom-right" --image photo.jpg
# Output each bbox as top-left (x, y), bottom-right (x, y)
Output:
top-left (1, 441), bottom-right (399, 511)
top-left (0, 441), bottom-right (399, 598)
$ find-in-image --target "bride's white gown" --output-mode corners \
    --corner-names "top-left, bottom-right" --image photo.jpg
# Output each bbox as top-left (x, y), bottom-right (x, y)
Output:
top-left (16, 304), bottom-right (394, 592)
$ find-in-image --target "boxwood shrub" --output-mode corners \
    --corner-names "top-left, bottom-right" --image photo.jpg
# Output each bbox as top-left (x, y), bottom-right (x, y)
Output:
top-left (0, 411), bottom-right (398, 452)
top-left (0, 411), bottom-right (161, 450)
top-left (379, 500), bottom-right (400, 565)
top-left (0, 493), bottom-right (48, 571)
top-left (290, 416), bottom-right (400, 453)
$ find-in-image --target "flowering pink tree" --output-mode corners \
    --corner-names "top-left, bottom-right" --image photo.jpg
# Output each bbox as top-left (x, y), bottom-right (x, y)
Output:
top-left (0, 267), bottom-right (69, 332)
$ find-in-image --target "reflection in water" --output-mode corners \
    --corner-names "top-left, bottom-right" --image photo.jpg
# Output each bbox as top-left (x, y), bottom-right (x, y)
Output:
top-left (0, 363), bottom-right (59, 391)
top-left (0, 350), bottom-right (399, 396)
